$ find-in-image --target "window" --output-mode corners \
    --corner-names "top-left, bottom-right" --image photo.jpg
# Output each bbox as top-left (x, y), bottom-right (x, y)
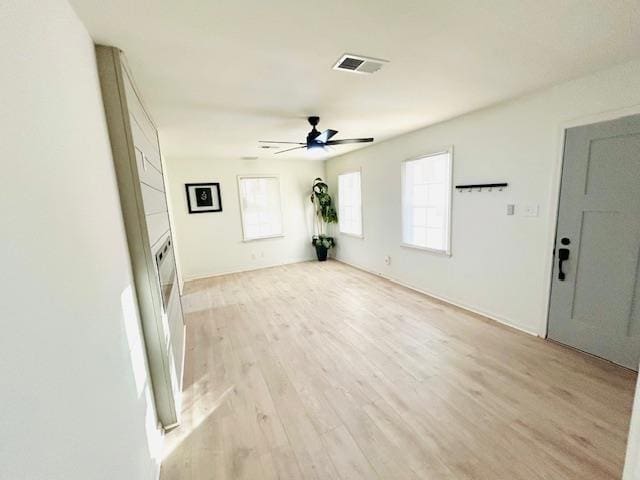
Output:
top-left (238, 175), bottom-right (283, 241)
top-left (401, 150), bottom-right (452, 254)
top-left (338, 171), bottom-right (363, 236)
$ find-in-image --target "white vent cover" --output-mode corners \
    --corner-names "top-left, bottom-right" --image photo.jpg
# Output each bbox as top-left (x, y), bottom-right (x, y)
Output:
top-left (333, 54), bottom-right (388, 75)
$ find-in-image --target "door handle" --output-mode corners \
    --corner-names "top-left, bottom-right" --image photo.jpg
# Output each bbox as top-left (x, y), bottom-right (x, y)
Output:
top-left (558, 248), bottom-right (570, 281)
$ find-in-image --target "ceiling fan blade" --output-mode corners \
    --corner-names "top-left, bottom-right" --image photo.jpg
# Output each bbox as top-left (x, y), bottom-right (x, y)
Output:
top-left (274, 145), bottom-right (307, 155)
top-left (325, 138), bottom-right (374, 145)
top-left (315, 129), bottom-right (338, 144)
top-left (259, 141), bottom-right (305, 144)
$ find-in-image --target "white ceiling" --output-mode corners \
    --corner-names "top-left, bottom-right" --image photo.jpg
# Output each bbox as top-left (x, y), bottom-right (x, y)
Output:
top-left (70, 0), bottom-right (640, 161)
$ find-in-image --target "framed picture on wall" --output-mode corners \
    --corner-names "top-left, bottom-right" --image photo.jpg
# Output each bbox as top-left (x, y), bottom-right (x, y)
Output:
top-left (185, 182), bottom-right (222, 213)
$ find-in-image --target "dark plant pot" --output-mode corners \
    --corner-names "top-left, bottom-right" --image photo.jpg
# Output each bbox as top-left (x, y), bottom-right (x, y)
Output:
top-left (315, 244), bottom-right (328, 262)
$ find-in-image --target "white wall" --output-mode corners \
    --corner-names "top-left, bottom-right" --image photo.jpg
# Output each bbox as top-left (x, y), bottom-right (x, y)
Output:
top-left (0, 1), bottom-right (162, 478)
top-left (326, 59), bottom-right (640, 336)
top-left (164, 157), bottom-right (324, 282)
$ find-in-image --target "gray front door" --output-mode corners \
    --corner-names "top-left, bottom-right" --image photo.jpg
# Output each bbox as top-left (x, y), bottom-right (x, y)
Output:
top-left (548, 114), bottom-right (640, 370)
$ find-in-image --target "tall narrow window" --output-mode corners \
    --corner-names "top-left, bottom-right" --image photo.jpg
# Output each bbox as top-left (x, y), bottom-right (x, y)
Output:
top-left (401, 150), bottom-right (452, 254)
top-left (238, 175), bottom-right (283, 241)
top-left (338, 171), bottom-right (363, 237)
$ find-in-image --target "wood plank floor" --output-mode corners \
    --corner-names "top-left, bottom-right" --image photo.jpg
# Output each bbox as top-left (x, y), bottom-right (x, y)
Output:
top-left (160, 260), bottom-right (637, 480)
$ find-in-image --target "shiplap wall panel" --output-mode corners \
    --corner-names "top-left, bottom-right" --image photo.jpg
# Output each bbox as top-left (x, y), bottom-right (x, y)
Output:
top-left (166, 281), bottom-right (184, 388)
top-left (123, 76), bottom-right (158, 154)
top-left (121, 62), bottom-right (186, 410)
top-left (141, 183), bottom-right (168, 215)
top-left (146, 213), bottom-right (170, 249)
top-left (138, 156), bottom-right (165, 191)
top-left (130, 118), bottom-right (162, 172)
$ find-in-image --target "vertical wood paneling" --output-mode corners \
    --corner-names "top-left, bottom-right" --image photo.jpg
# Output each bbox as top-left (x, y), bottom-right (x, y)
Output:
top-left (121, 61), bottom-right (185, 413)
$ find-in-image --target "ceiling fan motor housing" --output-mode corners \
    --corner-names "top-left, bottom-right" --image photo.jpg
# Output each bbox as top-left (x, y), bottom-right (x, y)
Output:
top-left (307, 116), bottom-right (321, 146)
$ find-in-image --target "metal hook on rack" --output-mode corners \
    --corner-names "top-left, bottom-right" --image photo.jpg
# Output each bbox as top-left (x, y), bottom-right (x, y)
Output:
top-left (455, 182), bottom-right (509, 192)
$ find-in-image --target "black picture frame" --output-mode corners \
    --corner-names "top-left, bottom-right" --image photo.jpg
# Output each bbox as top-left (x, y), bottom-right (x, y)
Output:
top-left (185, 182), bottom-right (222, 214)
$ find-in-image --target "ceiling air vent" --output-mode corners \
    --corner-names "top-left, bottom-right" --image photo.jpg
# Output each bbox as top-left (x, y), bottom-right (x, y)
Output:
top-left (333, 54), bottom-right (388, 75)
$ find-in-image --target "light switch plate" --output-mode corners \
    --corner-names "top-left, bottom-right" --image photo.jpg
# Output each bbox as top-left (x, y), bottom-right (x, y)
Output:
top-left (506, 204), bottom-right (515, 216)
top-left (523, 204), bottom-right (539, 217)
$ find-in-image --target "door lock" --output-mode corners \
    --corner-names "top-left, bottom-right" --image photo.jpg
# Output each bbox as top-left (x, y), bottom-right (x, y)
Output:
top-left (558, 248), bottom-right (570, 281)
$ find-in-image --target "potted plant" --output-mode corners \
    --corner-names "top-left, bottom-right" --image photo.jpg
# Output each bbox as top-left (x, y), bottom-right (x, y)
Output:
top-left (310, 177), bottom-right (338, 261)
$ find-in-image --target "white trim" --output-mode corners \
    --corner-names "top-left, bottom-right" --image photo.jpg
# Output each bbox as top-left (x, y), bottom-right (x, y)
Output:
top-left (400, 147), bottom-right (454, 256)
top-left (335, 166), bottom-right (363, 177)
top-left (178, 324), bottom-right (186, 389)
top-left (335, 257), bottom-right (540, 337)
top-left (541, 104), bottom-right (640, 338)
top-left (337, 168), bottom-right (364, 238)
top-left (237, 174), bottom-right (285, 242)
top-left (400, 242), bottom-right (451, 257)
top-left (402, 148), bottom-right (452, 164)
top-left (182, 257), bottom-right (316, 283)
top-left (340, 232), bottom-right (365, 239)
top-left (241, 234), bottom-right (285, 243)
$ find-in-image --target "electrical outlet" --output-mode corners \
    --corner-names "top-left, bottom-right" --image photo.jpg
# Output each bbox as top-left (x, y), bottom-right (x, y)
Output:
top-left (251, 253), bottom-right (256, 260)
top-left (506, 204), bottom-right (515, 216)
top-left (384, 255), bottom-right (391, 265)
top-left (523, 204), bottom-right (539, 217)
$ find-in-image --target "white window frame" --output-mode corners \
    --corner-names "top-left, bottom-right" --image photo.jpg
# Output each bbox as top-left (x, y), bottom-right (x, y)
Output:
top-left (237, 174), bottom-right (285, 242)
top-left (400, 147), bottom-right (453, 256)
top-left (337, 168), bottom-right (364, 238)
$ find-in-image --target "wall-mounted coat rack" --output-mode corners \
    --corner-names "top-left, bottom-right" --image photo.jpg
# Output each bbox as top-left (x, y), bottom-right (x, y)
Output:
top-left (455, 182), bottom-right (508, 192)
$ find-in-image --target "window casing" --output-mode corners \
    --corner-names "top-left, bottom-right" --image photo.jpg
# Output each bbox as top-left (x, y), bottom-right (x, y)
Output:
top-left (237, 175), bottom-right (283, 241)
top-left (338, 171), bottom-right (363, 237)
top-left (401, 150), bottom-right (452, 254)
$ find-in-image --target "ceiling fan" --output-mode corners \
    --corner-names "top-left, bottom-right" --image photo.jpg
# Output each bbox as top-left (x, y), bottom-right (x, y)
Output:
top-left (259, 116), bottom-right (373, 154)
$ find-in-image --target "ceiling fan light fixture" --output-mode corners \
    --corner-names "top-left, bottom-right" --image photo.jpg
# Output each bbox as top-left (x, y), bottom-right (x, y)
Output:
top-left (308, 143), bottom-right (326, 152)
top-left (258, 116), bottom-right (374, 155)
top-left (306, 145), bottom-right (327, 158)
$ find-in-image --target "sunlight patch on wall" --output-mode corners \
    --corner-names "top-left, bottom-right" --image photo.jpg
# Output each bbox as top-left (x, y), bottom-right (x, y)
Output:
top-left (121, 285), bottom-right (148, 396)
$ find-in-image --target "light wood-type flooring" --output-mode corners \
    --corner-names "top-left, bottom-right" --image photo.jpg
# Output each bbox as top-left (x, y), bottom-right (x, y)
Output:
top-left (161, 260), bottom-right (637, 479)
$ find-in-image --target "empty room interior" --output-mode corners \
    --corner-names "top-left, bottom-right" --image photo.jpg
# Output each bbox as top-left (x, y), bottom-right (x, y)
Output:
top-left (4, 0), bottom-right (640, 479)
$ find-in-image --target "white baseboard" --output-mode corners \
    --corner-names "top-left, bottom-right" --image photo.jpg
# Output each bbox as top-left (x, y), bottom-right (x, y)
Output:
top-left (182, 257), bottom-right (316, 283)
top-left (335, 257), bottom-right (540, 337)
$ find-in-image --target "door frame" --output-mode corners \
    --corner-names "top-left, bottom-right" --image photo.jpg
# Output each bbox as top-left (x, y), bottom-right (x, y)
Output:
top-left (542, 104), bottom-right (640, 338)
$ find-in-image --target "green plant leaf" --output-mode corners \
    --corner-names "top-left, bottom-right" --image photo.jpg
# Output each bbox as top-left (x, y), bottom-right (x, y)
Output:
top-left (311, 178), bottom-right (338, 236)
